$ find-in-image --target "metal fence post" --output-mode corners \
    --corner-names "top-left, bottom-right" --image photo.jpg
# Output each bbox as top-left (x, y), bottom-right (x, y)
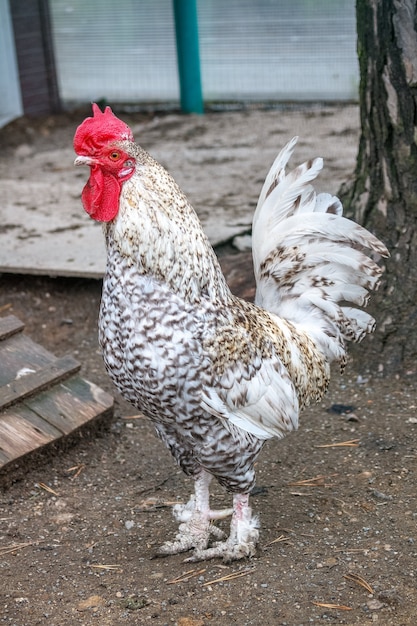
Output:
top-left (173, 0), bottom-right (204, 114)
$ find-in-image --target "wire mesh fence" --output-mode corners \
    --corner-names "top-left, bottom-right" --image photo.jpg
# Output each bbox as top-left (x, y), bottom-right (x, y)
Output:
top-left (50, 0), bottom-right (358, 106)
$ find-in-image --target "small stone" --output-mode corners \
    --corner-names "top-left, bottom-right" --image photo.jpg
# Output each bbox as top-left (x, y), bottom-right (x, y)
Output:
top-left (370, 489), bottom-right (392, 501)
top-left (367, 599), bottom-right (384, 610)
top-left (14, 144), bottom-right (34, 159)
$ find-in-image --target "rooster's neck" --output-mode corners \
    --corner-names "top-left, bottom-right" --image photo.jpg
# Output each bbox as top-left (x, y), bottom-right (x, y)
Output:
top-left (104, 162), bottom-right (232, 305)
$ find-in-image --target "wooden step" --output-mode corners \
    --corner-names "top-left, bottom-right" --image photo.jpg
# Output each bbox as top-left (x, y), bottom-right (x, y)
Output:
top-left (0, 315), bottom-right (113, 471)
top-left (0, 354), bottom-right (81, 411)
top-left (0, 314), bottom-right (25, 340)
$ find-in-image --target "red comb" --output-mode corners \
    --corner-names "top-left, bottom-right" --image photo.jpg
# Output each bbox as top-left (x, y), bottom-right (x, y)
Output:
top-left (74, 103), bottom-right (134, 155)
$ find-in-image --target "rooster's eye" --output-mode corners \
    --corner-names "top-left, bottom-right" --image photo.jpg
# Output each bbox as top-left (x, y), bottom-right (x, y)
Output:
top-left (109, 151), bottom-right (121, 161)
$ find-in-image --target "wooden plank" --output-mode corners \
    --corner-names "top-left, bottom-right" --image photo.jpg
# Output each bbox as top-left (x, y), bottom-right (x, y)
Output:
top-left (0, 355), bottom-right (81, 411)
top-left (0, 404), bottom-right (62, 465)
top-left (0, 315), bottom-right (25, 341)
top-left (0, 378), bottom-right (113, 470)
top-left (0, 409), bottom-right (57, 463)
top-left (0, 334), bottom-right (57, 386)
top-left (62, 376), bottom-right (114, 412)
top-left (0, 378), bottom-right (113, 469)
top-left (0, 447), bottom-right (10, 466)
top-left (4, 403), bottom-right (63, 440)
top-left (0, 315), bottom-right (114, 472)
top-left (24, 377), bottom-right (113, 435)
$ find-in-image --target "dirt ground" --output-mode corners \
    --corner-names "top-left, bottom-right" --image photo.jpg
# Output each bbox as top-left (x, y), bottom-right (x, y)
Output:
top-left (1, 106), bottom-right (416, 626)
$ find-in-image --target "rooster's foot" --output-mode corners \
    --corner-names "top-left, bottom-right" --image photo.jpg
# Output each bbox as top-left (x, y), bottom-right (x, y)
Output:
top-left (157, 473), bottom-right (232, 556)
top-left (185, 537), bottom-right (257, 563)
top-left (158, 496), bottom-right (229, 555)
top-left (157, 474), bottom-right (258, 562)
top-left (185, 493), bottom-right (259, 563)
top-left (158, 514), bottom-right (226, 556)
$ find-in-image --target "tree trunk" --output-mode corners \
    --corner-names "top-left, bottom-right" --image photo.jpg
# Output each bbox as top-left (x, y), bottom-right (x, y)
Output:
top-left (341, 0), bottom-right (417, 374)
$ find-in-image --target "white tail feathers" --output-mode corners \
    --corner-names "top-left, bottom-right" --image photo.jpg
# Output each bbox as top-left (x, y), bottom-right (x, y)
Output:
top-left (252, 137), bottom-right (389, 363)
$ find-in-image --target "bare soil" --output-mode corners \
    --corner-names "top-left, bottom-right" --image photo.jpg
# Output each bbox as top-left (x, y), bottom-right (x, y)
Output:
top-left (1, 106), bottom-right (416, 626)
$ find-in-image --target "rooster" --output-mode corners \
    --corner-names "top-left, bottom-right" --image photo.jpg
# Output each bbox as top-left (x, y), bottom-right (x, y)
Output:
top-left (74, 104), bottom-right (388, 562)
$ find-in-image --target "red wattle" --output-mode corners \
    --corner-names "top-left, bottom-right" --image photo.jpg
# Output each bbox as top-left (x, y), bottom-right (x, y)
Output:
top-left (81, 167), bottom-right (121, 222)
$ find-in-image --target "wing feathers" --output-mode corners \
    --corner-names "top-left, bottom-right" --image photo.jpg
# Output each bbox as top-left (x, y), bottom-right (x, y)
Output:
top-left (201, 357), bottom-right (299, 440)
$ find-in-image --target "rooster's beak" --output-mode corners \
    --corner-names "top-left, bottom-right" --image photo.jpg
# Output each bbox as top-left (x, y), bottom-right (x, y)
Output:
top-left (74, 155), bottom-right (97, 167)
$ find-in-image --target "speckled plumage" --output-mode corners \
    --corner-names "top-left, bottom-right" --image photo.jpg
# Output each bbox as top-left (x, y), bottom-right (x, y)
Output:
top-left (74, 110), bottom-right (389, 561)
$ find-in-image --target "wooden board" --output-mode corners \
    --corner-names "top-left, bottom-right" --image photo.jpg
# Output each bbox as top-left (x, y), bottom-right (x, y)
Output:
top-left (0, 314), bottom-right (114, 470)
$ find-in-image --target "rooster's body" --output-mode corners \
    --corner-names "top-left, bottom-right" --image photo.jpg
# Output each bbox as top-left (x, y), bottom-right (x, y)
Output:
top-left (74, 105), bottom-right (388, 562)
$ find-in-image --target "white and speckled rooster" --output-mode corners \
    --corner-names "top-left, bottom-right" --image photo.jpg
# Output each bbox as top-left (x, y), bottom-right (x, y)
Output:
top-left (74, 104), bottom-right (388, 562)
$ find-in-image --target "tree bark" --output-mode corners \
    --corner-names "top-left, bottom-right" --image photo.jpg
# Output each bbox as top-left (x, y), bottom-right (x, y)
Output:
top-left (341, 0), bottom-right (417, 373)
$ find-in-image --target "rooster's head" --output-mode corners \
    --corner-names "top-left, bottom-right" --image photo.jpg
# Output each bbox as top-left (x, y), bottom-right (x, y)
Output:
top-left (74, 104), bottom-right (136, 222)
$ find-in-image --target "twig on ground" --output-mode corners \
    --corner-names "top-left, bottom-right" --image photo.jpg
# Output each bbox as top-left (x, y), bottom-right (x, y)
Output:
top-left (37, 482), bottom-right (59, 496)
top-left (315, 439), bottom-right (360, 448)
top-left (312, 601), bottom-right (352, 611)
top-left (202, 567), bottom-right (255, 586)
top-left (344, 572), bottom-right (374, 594)
top-left (167, 568), bottom-right (207, 584)
top-left (263, 534), bottom-right (292, 548)
top-left (0, 542), bottom-right (34, 556)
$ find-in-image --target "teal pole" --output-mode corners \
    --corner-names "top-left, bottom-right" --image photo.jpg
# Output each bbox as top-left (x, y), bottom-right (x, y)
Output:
top-left (173, 0), bottom-right (204, 114)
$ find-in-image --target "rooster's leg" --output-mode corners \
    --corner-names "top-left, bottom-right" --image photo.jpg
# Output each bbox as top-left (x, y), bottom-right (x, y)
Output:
top-left (185, 493), bottom-right (259, 563)
top-left (158, 470), bottom-right (233, 556)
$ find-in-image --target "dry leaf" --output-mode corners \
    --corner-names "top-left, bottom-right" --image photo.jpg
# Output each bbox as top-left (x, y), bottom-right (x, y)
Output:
top-left (177, 618), bottom-right (205, 626)
top-left (77, 595), bottom-right (105, 611)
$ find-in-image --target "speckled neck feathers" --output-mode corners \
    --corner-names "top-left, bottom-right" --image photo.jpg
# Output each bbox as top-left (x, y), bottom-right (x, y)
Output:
top-left (104, 142), bottom-right (231, 305)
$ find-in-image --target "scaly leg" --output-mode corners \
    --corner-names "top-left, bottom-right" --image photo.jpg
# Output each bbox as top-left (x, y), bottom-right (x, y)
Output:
top-left (185, 493), bottom-right (259, 563)
top-left (158, 470), bottom-right (233, 556)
